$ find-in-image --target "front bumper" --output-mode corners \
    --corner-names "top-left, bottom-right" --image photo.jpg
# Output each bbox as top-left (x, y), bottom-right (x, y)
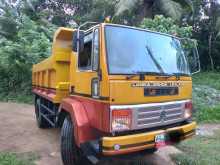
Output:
top-left (102, 121), bottom-right (196, 156)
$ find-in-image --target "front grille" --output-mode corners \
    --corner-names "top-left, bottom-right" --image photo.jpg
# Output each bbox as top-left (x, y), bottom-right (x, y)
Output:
top-left (133, 101), bottom-right (185, 130)
top-left (144, 87), bottom-right (178, 96)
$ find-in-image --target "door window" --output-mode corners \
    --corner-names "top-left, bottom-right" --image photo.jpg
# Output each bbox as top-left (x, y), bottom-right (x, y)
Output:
top-left (78, 32), bottom-right (93, 70)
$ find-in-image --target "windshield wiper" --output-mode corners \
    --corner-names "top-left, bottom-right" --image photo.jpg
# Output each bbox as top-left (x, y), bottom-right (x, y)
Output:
top-left (126, 71), bottom-right (173, 80)
top-left (145, 45), bottom-right (165, 73)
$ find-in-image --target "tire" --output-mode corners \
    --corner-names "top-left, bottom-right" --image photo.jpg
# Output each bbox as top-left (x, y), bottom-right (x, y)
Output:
top-left (61, 116), bottom-right (82, 165)
top-left (146, 147), bottom-right (158, 154)
top-left (35, 98), bottom-right (51, 128)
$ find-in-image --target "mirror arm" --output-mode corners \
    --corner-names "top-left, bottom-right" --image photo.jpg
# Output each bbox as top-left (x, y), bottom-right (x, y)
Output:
top-left (76, 22), bottom-right (99, 55)
top-left (180, 38), bottom-right (201, 75)
top-left (192, 41), bottom-right (201, 75)
top-left (98, 69), bottom-right (102, 81)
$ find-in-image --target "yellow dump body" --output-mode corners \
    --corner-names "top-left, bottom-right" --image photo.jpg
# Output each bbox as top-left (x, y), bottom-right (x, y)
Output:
top-left (32, 27), bottom-right (75, 103)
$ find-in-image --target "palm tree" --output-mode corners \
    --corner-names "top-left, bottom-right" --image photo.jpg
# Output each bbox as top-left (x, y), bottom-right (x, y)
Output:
top-left (115, 0), bottom-right (193, 23)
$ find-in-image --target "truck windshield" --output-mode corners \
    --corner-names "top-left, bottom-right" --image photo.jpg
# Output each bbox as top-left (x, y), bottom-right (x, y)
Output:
top-left (105, 25), bottom-right (190, 75)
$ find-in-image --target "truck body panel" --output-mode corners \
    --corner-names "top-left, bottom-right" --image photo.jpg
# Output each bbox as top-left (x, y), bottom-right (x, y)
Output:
top-left (59, 96), bottom-right (111, 146)
top-left (109, 79), bottom-right (192, 104)
top-left (32, 28), bottom-right (74, 103)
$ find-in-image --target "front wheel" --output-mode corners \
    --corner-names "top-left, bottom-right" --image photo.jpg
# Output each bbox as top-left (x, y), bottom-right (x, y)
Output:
top-left (61, 116), bottom-right (82, 165)
top-left (146, 147), bottom-right (158, 154)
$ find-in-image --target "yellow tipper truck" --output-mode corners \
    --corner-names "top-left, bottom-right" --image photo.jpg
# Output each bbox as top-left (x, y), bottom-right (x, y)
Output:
top-left (32, 22), bottom-right (200, 165)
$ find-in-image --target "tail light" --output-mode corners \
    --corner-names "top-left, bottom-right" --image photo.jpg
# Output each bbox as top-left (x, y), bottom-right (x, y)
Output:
top-left (111, 109), bottom-right (132, 131)
top-left (184, 101), bottom-right (193, 119)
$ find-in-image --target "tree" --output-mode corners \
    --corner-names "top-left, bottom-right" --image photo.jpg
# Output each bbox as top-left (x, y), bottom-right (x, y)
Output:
top-left (0, 0), bottom-right (20, 39)
top-left (193, 0), bottom-right (220, 70)
top-left (114, 0), bottom-right (193, 25)
top-left (0, 1), bottom-right (53, 102)
top-left (206, 0), bottom-right (220, 70)
top-left (140, 15), bottom-right (193, 38)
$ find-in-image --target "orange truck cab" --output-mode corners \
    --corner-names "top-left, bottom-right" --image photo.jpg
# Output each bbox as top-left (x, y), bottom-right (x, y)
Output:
top-left (32, 22), bottom-right (200, 165)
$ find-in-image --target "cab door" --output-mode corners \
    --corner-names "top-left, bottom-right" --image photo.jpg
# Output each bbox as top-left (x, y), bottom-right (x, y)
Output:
top-left (74, 28), bottom-right (99, 96)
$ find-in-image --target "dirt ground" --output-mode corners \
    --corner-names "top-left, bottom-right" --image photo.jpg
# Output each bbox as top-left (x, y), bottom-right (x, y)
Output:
top-left (0, 102), bottom-right (186, 165)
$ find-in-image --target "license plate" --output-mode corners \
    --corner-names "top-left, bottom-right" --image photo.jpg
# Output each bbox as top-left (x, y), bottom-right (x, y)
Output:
top-left (155, 133), bottom-right (167, 148)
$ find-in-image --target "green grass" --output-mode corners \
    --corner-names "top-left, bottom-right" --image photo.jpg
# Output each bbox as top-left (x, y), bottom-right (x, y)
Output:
top-left (193, 72), bottom-right (220, 90)
top-left (172, 72), bottom-right (220, 164)
top-left (196, 105), bottom-right (220, 123)
top-left (192, 72), bottom-right (220, 122)
top-left (171, 130), bottom-right (220, 165)
top-left (0, 152), bottom-right (38, 165)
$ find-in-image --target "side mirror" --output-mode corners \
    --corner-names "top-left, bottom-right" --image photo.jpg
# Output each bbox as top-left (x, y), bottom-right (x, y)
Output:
top-left (181, 39), bottom-right (200, 74)
top-left (72, 31), bottom-right (84, 53)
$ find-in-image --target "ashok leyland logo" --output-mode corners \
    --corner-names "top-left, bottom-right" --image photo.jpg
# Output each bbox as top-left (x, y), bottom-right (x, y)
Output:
top-left (160, 110), bottom-right (166, 122)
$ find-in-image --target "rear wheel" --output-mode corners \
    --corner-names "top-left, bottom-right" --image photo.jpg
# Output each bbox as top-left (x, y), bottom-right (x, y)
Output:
top-left (35, 97), bottom-right (51, 128)
top-left (61, 115), bottom-right (82, 165)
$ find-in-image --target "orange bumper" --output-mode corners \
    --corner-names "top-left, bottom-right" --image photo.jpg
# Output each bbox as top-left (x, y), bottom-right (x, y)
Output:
top-left (102, 122), bottom-right (196, 156)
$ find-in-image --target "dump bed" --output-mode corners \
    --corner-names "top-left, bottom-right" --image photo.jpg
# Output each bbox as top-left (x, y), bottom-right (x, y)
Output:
top-left (32, 27), bottom-right (75, 103)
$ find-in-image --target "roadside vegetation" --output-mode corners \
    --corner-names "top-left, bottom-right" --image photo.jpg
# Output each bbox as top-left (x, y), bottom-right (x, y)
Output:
top-left (0, 92), bottom-right (34, 104)
top-left (172, 129), bottom-right (220, 165)
top-left (169, 72), bottom-right (220, 165)
top-left (0, 152), bottom-right (37, 165)
top-left (193, 72), bottom-right (220, 122)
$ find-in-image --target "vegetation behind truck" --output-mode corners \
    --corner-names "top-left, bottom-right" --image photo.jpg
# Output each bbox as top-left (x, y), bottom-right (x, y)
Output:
top-left (32, 22), bottom-right (200, 165)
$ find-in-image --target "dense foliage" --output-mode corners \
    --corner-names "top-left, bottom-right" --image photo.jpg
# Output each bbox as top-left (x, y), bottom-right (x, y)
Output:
top-left (0, 16), bottom-right (52, 102)
top-left (0, 0), bottom-right (220, 102)
top-left (140, 15), bottom-right (193, 38)
top-left (0, 1), bottom-right (56, 102)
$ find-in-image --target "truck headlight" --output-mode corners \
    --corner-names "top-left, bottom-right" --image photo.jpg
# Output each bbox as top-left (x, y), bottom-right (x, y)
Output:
top-left (184, 101), bottom-right (193, 119)
top-left (111, 109), bottom-right (132, 131)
